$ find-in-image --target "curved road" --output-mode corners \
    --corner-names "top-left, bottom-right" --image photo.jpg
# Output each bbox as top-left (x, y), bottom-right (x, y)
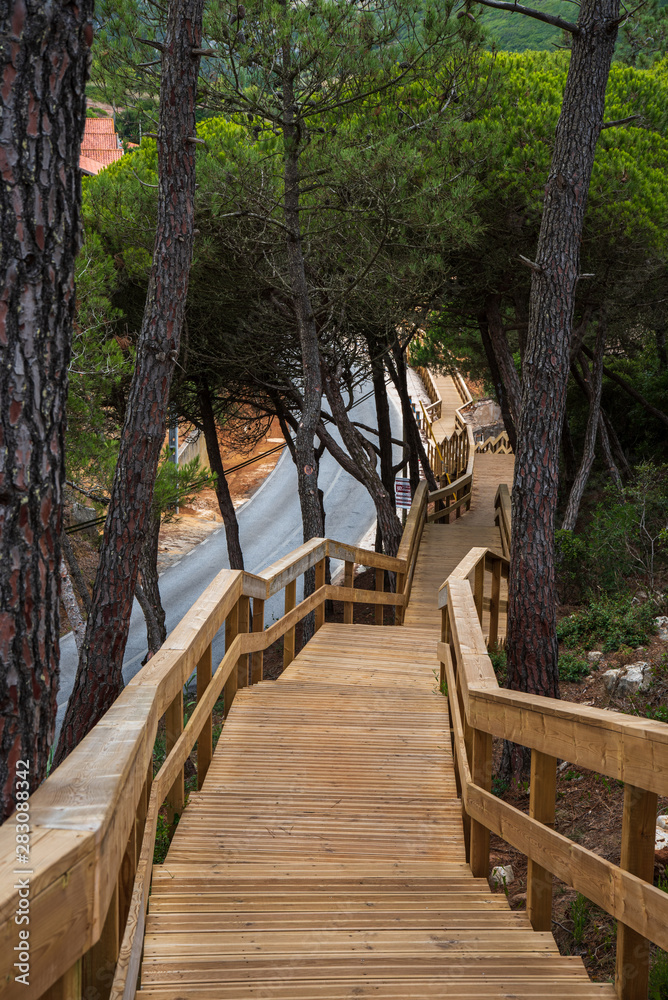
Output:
top-left (55, 384), bottom-right (402, 730)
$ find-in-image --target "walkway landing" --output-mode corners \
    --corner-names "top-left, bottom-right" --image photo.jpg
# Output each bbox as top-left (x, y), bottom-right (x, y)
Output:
top-left (138, 620), bottom-right (612, 1000)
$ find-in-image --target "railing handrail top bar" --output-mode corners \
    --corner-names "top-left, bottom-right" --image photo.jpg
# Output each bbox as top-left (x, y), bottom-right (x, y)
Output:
top-left (437, 548), bottom-right (509, 607)
top-left (467, 681), bottom-right (668, 743)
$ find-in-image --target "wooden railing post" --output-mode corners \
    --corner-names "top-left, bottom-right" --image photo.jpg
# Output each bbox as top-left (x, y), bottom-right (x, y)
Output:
top-left (118, 817), bottom-right (137, 934)
top-left (375, 567), bottom-right (384, 626)
top-left (473, 559), bottom-right (484, 625)
top-left (314, 558), bottom-right (325, 632)
top-left (283, 579), bottom-right (296, 667)
top-left (469, 727), bottom-right (492, 877)
top-left (83, 885), bottom-right (118, 1000)
top-left (197, 643), bottom-right (213, 788)
top-left (488, 557), bottom-right (501, 650)
top-left (165, 690), bottom-right (184, 831)
top-left (223, 599), bottom-right (239, 717)
top-left (527, 750), bottom-right (557, 931)
top-left (343, 560), bottom-right (354, 624)
top-left (396, 570), bottom-right (405, 625)
top-left (251, 597), bottom-right (265, 681)
top-left (43, 958), bottom-right (82, 1000)
top-left (615, 784), bottom-right (658, 1000)
top-left (237, 594), bottom-right (250, 689)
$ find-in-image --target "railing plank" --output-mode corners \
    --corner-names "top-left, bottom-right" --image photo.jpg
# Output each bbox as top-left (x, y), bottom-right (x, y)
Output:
top-left (223, 601), bottom-right (239, 717)
top-left (164, 689), bottom-right (184, 833)
top-left (616, 784), bottom-right (658, 1000)
top-left (375, 568), bottom-right (384, 626)
top-left (196, 644), bottom-right (212, 788)
top-left (251, 598), bottom-right (265, 681)
top-left (283, 580), bottom-right (297, 667)
top-left (343, 561), bottom-right (354, 624)
top-left (314, 559), bottom-right (325, 632)
top-left (527, 750), bottom-right (557, 932)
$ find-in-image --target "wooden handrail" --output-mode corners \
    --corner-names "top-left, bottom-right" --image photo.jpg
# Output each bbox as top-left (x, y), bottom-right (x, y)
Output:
top-left (439, 541), bottom-right (668, 1000)
top-left (0, 530), bottom-right (414, 1000)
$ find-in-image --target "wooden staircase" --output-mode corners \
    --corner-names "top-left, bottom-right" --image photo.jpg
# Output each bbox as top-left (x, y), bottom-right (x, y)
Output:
top-left (137, 574), bottom-right (614, 997)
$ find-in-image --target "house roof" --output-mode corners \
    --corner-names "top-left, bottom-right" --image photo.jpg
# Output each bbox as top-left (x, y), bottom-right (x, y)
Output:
top-left (80, 115), bottom-right (123, 174)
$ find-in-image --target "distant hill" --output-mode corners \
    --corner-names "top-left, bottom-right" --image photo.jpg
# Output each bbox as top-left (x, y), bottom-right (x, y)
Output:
top-left (480, 0), bottom-right (565, 51)
top-left (480, 0), bottom-right (668, 52)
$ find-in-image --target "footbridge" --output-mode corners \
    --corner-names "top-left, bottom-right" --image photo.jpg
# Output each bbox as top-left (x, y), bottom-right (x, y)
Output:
top-left (2, 374), bottom-right (667, 1000)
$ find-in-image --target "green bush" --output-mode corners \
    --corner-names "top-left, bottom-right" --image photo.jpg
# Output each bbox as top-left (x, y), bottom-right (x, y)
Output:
top-left (488, 646), bottom-right (507, 683)
top-left (558, 596), bottom-right (660, 653)
top-left (650, 947), bottom-right (668, 1000)
top-left (559, 653), bottom-right (590, 683)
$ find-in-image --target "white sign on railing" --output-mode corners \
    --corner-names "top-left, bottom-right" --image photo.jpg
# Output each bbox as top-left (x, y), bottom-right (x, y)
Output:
top-left (395, 477), bottom-right (412, 509)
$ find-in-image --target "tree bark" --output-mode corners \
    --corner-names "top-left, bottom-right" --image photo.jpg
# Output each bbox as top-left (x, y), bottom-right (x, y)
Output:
top-left (367, 340), bottom-right (396, 505)
top-left (61, 531), bottom-right (92, 614)
top-left (134, 581), bottom-right (163, 660)
top-left (571, 359), bottom-right (623, 490)
top-left (601, 407), bottom-right (631, 478)
top-left (0, 0), bottom-right (93, 818)
top-left (282, 51), bottom-right (324, 551)
top-left (561, 323), bottom-right (606, 531)
top-left (139, 510), bottom-right (167, 646)
top-left (478, 308), bottom-right (517, 450)
top-left (485, 294), bottom-right (522, 433)
top-left (324, 367), bottom-right (403, 557)
top-left (54, 0), bottom-right (205, 765)
top-left (561, 408), bottom-right (578, 489)
top-left (581, 343), bottom-right (668, 429)
top-left (506, 0), bottom-right (619, 701)
top-left (198, 380), bottom-right (244, 569)
top-left (60, 561), bottom-right (86, 654)
top-left (386, 349), bottom-right (438, 491)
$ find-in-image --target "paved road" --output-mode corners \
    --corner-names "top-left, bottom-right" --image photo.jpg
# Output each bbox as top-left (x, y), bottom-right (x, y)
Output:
top-left (55, 384), bottom-right (402, 730)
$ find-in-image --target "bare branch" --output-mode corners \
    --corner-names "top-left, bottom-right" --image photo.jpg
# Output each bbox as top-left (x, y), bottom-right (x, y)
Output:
top-left (472, 0), bottom-right (580, 33)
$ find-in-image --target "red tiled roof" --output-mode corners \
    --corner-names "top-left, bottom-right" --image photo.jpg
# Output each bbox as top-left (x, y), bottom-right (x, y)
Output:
top-left (80, 114), bottom-right (123, 173)
top-left (80, 147), bottom-right (123, 166)
top-left (84, 118), bottom-right (116, 133)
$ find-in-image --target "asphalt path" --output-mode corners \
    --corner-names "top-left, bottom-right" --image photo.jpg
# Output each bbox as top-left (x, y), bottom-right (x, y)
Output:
top-left (55, 383), bottom-right (402, 730)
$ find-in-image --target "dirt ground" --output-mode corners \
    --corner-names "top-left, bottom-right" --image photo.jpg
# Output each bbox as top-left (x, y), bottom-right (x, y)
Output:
top-left (488, 630), bottom-right (668, 984)
top-left (62, 420), bottom-right (285, 623)
top-left (156, 418), bottom-right (284, 573)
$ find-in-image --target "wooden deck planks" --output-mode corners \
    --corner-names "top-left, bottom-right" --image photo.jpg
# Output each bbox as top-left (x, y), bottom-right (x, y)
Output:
top-left (135, 447), bottom-right (613, 1000)
top-left (138, 621), bottom-right (611, 1000)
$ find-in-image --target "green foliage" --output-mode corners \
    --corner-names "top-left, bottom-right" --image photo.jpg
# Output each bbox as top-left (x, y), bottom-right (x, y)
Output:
top-left (153, 813), bottom-right (171, 865)
top-left (558, 596), bottom-right (659, 653)
top-left (478, 0), bottom-right (565, 52)
top-left (588, 463), bottom-right (668, 592)
top-left (570, 894), bottom-right (589, 947)
top-left (650, 947), bottom-right (668, 1000)
top-left (488, 646), bottom-right (507, 683)
top-left (558, 653), bottom-right (590, 683)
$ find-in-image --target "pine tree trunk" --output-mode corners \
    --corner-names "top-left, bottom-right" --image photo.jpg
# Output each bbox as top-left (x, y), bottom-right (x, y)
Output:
top-left (506, 0), bottom-right (619, 700)
top-left (368, 343), bottom-right (396, 505)
top-left (561, 407), bottom-right (578, 489)
top-left (282, 55), bottom-right (324, 555)
top-left (54, 0), bottom-right (205, 765)
top-left (61, 531), bottom-right (92, 614)
top-left (0, 0), bottom-right (93, 818)
top-left (135, 582), bottom-right (163, 660)
top-left (324, 368), bottom-right (403, 557)
top-left (561, 325), bottom-right (606, 531)
top-left (478, 309), bottom-right (517, 450)
top-left (198, 380), bottom-right (244, 569)
top-left (485, 294), bottom-right (522, 433)
top-left (386, 349), bottom-right (438, 491)
top-left (139, 510), bottom-right (167, 645)
top-left (60, 561), bottom-right (86, 654)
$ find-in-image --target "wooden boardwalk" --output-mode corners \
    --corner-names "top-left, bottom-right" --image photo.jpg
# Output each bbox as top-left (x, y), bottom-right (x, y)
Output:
top-left (137, 457), bottom-right (612, 999)
top-left (430, 372), bottom-right (463, 439)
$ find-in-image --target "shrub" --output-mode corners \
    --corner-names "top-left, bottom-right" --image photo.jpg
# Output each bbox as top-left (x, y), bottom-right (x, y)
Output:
top-left (558, 595), bottom-right (660, 652)
top-left (559, 652), bottom-right (590, 683)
